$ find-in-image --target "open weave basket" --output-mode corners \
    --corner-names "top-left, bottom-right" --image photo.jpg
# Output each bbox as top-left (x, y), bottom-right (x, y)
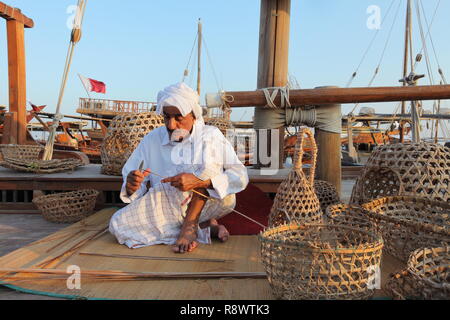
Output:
top-left (259, 223), bottom-right (384, 300)
top-left (350, 142), bottom-right (450, 204)
top-left (204, 116), bottom-right (234, 135)
top-left (407, 246), bottom-right (449, 299)
top-left (0, 158), bottom-right (83, 174)
top-left (0, 144), bottom-right (43, 161)
top-left (326, 203), bottom-right (377, 231)
top-left (269, 128), bottom-right (322, 227)
top-left (101, 112), bottom-right (164, 176)
top-left (314, 180), bottom-right (341, 213)
top-left (33, 189), bottom-right (99, 223)
top-left (362, 196), bottom-right (450, 262)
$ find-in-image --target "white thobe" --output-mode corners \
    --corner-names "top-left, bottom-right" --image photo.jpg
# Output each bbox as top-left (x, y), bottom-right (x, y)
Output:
top-left (109, 120), bottom-right (249, 249)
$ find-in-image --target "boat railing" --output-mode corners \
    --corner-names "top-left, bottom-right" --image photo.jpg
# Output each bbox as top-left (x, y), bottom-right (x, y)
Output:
top-left (78, 98), bottom-right (156, 114)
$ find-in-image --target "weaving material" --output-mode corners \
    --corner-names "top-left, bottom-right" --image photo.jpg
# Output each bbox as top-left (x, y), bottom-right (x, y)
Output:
top-left (326, 203), bottom-right (376, 231)
top-left (101, 112), bottom-right (164, 176)
top-left (268, 128), bottom-right (322, 227)
top-left (0, 158), bottom-right (82, 174)
top-left (362, 196), bottom-right (450, 262)
top-left (259, 223), bottom-right (384, 300)
top-left (350, 142), bottom-right (450, 204)
top-left (33, 189), bottom-right (99, 223)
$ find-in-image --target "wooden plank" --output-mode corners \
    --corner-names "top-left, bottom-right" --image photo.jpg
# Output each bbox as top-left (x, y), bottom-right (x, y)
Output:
top-left (7, 19), bottom-right (27, 145)
top-left (213, 85), bottom-right (450, 108)
top-left (0, 2), bottom-right (34, 28)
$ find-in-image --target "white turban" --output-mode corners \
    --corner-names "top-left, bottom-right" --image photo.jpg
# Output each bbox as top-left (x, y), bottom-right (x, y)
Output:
top-left (156, 82), bottom-right (203, 120)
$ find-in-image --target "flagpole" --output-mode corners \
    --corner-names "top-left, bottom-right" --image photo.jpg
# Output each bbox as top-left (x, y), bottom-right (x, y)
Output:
top-left (78, 73), bottom-right (92, 99)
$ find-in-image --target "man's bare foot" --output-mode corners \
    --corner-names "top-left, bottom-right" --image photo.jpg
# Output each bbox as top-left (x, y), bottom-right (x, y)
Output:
top-left (209, 219), bottom-right (230, 243)
top-left (173, 222), bottom-right (198, 254)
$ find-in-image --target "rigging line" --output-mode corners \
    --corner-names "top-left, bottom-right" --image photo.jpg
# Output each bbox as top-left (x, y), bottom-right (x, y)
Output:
top-left (182, 33), bottom-right (198, 82)
top-left (418, 0), bottom-right (446, 84)
top-left (348, 0), bottom-right (402, 116)
top-left (345, 0), bottom-right (397, 87)
top-left (202, 36), bottom-right (222, 91)
top-left (415, 0), bottom-right (434, 85)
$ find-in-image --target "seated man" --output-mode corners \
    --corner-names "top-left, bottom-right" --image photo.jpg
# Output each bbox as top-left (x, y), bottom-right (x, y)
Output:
top-left (109, 82), bottom-right (249, 253)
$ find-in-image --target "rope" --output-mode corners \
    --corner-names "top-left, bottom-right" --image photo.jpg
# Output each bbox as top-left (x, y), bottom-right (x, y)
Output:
top-left (261, 87), bottom-right (291, 109)
top-left (42, 0), bottom-right (88, 161)
top-left (181, 33), bottom-right (198, 83)
top-left (202, 36), bottom-right (222, 92)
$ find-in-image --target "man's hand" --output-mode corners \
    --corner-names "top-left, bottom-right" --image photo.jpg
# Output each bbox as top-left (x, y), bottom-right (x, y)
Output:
top-left (126, 169), bottom-right (151, 196)
top-left (161, 173), bottom-right (211, 192)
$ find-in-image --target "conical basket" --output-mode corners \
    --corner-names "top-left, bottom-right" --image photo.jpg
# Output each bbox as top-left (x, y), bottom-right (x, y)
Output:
top-left (259, 223), bottom-right (384, 300)
top-left (314, 180), bottom-right (341, 213)
top-left (268, 128), bottom-right (322, 227)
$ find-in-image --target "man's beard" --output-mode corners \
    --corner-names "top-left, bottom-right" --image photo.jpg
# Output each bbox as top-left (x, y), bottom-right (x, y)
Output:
top-left (170, 128), bottom-right (191, 143)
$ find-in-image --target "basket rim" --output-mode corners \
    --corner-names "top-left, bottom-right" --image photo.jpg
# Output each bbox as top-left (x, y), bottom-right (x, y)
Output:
top-left (362, 196), bottom-right (450, 236)
top-left (258, 223), bottom-right (384, 253)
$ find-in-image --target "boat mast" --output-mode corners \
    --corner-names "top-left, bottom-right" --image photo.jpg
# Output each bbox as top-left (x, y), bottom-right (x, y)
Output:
top-left (400, 0), bottom-right (412, 143)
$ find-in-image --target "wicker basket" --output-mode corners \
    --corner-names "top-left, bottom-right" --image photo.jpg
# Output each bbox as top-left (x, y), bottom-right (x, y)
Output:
top-left (32, 189), bottom-right (99, 223)
top-left (101, 112), bottom-right (164, 176)
top-left (259, 223), bottom-right (384, 300)
top-left (362, 196), bottom-right (450, 262)
top-left (350, 142), bottom-right (450, 204)
top-left (384, 270), bottom-right (425, 300)
top-left (268, 128), bottom-right (322, 227)
top-left (0, 158), bottom-right (82, 174)
top-left (204, 117), bottom-right (234, 135)
top-left (314, 180), bottom-right (341, 213)
top-left (407, 247), bottom-right (449, 299)
top-left (0, 144), bottom-right (43, 161)
top-left (326, 203), bottom-right (377, 232)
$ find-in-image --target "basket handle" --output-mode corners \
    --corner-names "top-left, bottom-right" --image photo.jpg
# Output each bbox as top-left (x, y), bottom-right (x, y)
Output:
top-left (293, 128), bottom-right (317, 186)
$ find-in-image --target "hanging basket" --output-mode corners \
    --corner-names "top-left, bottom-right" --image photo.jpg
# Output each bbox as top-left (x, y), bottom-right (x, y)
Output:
top-left (259, 223), bottom-right (384, 300)
top-left (350, 142), bottom-right (450, 204)
top-left (0, 158), bottom-right (83, 174)
top-left (0, 144), bottom-right (43, 161)
top-left (101, 112), bottom-right (164, 176)
top-left (268, 128), bottom-right (322, 227)
top-left (32, 189), bottom-right (99, 223)
top-left (314, 180), bottom-right (341, 213)
top-left (362, 196), bottom-right (450, 262)
top-left (407, 246), bottom-right (449, 300)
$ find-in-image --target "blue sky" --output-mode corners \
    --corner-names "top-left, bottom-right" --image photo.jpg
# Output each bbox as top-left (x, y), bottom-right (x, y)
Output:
top-left (1, 0), bottom-right (449, 121)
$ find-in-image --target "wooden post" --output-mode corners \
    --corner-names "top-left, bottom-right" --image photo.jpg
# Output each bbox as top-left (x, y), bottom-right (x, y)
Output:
top-left (6, 19), bottom-right (27, 145)
top-left (1, 112), bottom-right (17, 144)
top-left (255, 0), bottom-right (290, 169)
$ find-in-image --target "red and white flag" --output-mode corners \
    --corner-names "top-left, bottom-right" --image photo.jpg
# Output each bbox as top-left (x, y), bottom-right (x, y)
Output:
top-left (79, 74), bottom-right (106, 94)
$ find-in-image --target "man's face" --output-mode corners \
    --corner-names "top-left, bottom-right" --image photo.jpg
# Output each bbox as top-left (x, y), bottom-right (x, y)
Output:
top-left (162, 106), bottom-right (195, 139)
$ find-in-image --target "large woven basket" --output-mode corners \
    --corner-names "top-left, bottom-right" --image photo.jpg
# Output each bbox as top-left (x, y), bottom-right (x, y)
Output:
top-left (268, 128), bottom-right (322, 227)
top-left (0, 144), bottom-right (43, 161)
top-left (362, 196), bottom-right (450, 262)
top-left (101, 112), bottom-right (164, 176)
top-left (350, 142), bottom-right (450, 204)
top-left (204, 116), bottom-right (234, 135)
top-left (32, 189), bottom-right (99, 223)
top-left (1, 158), bottom-right (82, 174)
top-left (326, 203), bottom-right (377, 231)
top-left (259, 223), bottom-right (384, 300)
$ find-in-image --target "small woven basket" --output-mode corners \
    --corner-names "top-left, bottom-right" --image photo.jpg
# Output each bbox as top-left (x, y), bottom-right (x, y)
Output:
top-left (0, 144), bottom-right (43, 161)
top-left (32, 189), bottom-right (99, 223)
top-left (0, 158), bottom-right (82, 174)
top-left (384, 270), bottom-right (425, 300)
top-left (362, 196), bottom-right (450, 262)
top-left (259, 223), bottom-right (384, 300)
top-left (326, 203), bottom-right (377, 232)
top-left (268, 128), bottom-right (322, 227)
top-left (407, 247), bottom-right (449, 299)
top-left (314, 180), bottom-right (341, 213)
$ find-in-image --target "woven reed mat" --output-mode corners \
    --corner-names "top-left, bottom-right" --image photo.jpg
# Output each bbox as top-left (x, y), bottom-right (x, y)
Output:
top-left (0, 207), bottom-right (406, 300)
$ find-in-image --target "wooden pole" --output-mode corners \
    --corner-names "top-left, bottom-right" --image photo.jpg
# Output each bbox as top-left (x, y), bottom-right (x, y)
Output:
top-left (211, 85), bottom-right (450, 107)
top-left (400, 0), bottom-right (412, 143)
top-left (256, 0), bottom-right (290, 169)
top-left (6, 19), bottom-right (27, 145)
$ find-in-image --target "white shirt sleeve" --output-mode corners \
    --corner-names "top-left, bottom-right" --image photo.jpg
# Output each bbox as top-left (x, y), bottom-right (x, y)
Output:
top-left (119, 137), bottom-right (151, 204)
top-left (194, 128), bottom-right (249, 200)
